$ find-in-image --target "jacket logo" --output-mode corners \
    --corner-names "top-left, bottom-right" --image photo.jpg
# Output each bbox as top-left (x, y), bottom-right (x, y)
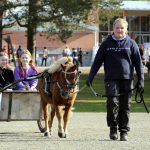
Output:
top-left (107, 47), bottom-right (130, 51)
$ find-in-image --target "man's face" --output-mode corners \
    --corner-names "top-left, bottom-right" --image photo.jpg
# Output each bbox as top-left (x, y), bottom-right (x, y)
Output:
top-left (113, 22), bottom-right (127, 38)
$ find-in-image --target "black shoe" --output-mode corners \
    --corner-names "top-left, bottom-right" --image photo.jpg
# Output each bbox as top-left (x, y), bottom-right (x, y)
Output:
top-left (120, 132), bottom-right (128, 141)
top-left (109, 127), bottom-right (118, 140)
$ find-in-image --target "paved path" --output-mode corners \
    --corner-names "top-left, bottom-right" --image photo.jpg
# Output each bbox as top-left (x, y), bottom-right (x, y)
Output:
top-left (0, 113), bottom-right (150, 150)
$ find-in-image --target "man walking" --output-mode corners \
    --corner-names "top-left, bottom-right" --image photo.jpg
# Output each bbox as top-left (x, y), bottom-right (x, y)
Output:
top-left (41, 47), bottom-right (48, 66)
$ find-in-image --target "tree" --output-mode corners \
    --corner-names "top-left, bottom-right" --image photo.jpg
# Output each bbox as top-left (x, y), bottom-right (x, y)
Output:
top-left (98, 0), bottom-right (123, 33)
top-left (7, 0), bottom-right (94, 55)
top-left (0, 0), bottom-right (18, 50)
top-left (3, 0), bottom-right (123, 56)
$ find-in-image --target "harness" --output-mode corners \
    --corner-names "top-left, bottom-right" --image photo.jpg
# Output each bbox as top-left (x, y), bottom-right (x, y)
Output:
top-left (0, 70), bottom-right (148, 113)
top-left (0, 71), bottom-right (47, 92)
top-left (56, 69), bottom-right (81, 99)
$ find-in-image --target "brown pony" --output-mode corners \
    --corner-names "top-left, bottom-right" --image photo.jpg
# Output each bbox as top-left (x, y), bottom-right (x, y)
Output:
top-left (37, 58), bottom-right (80, 138)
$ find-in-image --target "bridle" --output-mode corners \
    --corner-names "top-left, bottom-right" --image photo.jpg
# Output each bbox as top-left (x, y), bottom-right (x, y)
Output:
top-left (61, 69), bottom-right (80, 85)
top-left (56, 67), bottom-right (81, 99)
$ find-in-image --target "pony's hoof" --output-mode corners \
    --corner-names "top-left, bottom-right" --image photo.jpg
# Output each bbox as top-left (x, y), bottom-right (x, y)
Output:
top-left (64, 134), bottom-right (67, 138)
top-left (58, 132), bottom-right (66, 138)
top-left (44, 132), bottom-right (50, 137)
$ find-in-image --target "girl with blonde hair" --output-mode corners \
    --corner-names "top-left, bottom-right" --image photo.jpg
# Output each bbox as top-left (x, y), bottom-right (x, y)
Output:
top-left (14, 50), bottom-right (38, 91)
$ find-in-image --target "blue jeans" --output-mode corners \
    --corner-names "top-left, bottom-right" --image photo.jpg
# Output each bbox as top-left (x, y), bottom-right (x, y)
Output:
top-left (41, 57), bottom-right (47, 66)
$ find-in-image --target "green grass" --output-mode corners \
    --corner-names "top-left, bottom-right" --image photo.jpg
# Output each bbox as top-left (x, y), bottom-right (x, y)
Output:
top-left (74, 74), bottom-right (150, 112)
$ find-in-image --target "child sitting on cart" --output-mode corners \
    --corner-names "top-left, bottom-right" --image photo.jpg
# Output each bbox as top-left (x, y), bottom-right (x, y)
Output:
top-left (14, 50), bottom-right (38, 91)
top-left (0, 52), bottom-right (14, 89)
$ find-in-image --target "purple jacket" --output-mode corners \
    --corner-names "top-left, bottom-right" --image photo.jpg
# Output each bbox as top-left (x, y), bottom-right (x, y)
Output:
top-left (14, 65), bottom-right (38, 90)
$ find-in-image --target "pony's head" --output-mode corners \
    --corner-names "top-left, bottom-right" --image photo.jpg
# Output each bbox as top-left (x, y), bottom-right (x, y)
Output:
top-left (61, 63), bottom-right (77, 85)
top-left (57, 63), bottom-right (79, 99)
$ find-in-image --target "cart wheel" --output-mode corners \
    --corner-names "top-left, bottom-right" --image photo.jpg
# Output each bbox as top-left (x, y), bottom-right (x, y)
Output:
top-left (37, 118), bottom-right (46, 133)
top-left (37, 101), bottom-right (52, 133)
top-left (37, 100), bottom-right (46, 133)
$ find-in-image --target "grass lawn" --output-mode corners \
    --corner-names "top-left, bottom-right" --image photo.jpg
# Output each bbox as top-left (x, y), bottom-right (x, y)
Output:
top-left (74, 73), bottom-right (150, 113)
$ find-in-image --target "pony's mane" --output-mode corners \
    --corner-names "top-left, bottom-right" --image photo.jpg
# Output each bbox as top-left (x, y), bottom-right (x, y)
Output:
top-left (48, 56), bottom-right (73, 74)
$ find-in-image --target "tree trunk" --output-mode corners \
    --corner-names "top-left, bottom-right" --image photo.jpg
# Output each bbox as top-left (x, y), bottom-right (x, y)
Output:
top-left (27, 0), bottom-right (39, 62)
top-left (27, 26), bottom-right (36, 54)
top-left (27, 25), bottom-right (36, 62)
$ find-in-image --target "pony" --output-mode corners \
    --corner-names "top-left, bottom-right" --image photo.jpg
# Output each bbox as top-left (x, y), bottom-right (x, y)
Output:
top-left (37, 57), bottom-right (80, 138)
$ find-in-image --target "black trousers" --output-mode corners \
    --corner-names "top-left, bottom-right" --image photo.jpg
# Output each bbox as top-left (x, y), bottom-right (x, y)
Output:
top-left (105, 80), bottom-right (132, 132)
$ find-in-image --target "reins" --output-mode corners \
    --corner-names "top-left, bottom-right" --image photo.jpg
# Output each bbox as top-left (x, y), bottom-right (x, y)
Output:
top-left (87, 84), bottom-right (149, 114)
top-left (0, 68), bottom-right (81, 93)
top-left (56, 70), bottom-right (81, 95)
top-left (0, 70), bottom-right (48, 92)
top-left (134, 86), bottom-right (149, 113)
top-left (1, 68), bottom-right (148, 114)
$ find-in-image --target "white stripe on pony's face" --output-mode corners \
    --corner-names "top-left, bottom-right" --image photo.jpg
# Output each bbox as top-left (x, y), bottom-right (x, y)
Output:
top-left (65, 65), bottom-right (72, 84)
top-left (61, 64), bottom-right (77, 85)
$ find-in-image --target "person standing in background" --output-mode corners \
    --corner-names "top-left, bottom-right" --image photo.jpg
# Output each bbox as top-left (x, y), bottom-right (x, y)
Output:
top-left (2, 45), bottom-right (8, 55)
top-left (72, 48), bottom-right (79, 67)
top-left (41, 47), bottom-right (48, 66)
top-left (16, 45), bottom-right (23, 59)
top-left (64, 45), bottom-right (71, 57)
top-left (78, 48), bottom-right (83, 66)
top-left (62, 49), bottom-right (66, 57)
top-left (86, 18), bottom-right (144, 141)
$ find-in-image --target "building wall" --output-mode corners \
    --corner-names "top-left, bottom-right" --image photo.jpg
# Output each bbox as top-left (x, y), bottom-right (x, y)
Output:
top-left (2, 31), bottom-right (95, 51)
top-left (2, 31), bottom-right (95, 66)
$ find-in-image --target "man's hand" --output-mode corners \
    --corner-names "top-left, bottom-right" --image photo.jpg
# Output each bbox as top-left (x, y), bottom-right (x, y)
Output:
top-left (136, 80), bottom-right (144, 91)
top-left (86, 80), bottom-right (92, 87)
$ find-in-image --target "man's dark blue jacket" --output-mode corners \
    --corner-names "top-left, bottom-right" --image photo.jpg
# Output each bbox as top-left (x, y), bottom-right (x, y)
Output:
top-left (88, 35), bottom-right (144, 83)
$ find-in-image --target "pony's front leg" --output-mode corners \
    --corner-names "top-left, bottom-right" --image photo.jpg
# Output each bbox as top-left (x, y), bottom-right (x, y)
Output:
top-left (63, 106), bottom-right (73, 138)
top-left (56, 106), bottom-right (65, 138)
top-left (43, 103), bottom-right (50, 137)
top-left (48, 105), bottom-right (55, 135)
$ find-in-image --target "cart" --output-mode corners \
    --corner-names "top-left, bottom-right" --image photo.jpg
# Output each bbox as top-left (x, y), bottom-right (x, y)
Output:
top-left (0, 91), bottom-right (46, 132)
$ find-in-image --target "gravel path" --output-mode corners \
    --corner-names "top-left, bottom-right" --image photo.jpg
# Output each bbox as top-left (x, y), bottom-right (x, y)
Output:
top-left (0, 113), bottom-right (150, 150)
